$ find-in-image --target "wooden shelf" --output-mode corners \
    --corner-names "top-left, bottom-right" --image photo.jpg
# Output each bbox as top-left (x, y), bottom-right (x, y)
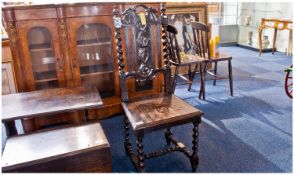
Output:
top-left (77, 42), bottom-right (111, 48)
top-left (79, 63), bottom-right (113, 74)
top-left (29, 43), bottom-right (52, 52)
top-left (32, 63), bottom-right (56, 73)
top-left (77, 38), bottom-right (111, 47)
top-left (80, 70), bottom-right (113, 77)
top-left (35, 77), bottom-right (58, 83)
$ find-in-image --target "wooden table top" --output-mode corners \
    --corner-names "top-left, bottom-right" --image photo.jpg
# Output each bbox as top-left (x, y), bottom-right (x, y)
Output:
top-left (2, 86), bottom-right (103, 122)
top-left (2, 122), bottom-right (109, 171)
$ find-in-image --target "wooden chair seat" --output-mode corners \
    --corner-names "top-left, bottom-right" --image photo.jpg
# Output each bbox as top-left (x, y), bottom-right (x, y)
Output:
top-left (122, 94), bottom-right (203, 135)
top-left (209, 52), bottom-right (232, 62)
top-left (177, 54), bottom-right (207, 66)
top-left (176, 53), bottom-right (232, 66)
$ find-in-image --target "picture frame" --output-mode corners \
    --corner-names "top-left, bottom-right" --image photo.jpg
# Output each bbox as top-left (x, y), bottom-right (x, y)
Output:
top-left (166, 2), bottom-right (208, 55)
top-left (2, 61), bottom-right (17, 95)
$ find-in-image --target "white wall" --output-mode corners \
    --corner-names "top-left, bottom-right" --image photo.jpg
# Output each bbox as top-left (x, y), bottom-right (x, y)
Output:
top-left (237, 2), bottom-right (293, 52)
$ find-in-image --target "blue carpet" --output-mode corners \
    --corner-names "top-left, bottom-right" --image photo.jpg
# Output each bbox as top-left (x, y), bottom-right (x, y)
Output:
top-left (2, 46), bottom-right (292, 172)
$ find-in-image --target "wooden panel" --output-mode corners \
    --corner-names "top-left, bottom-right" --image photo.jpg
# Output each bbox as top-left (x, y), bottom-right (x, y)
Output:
top-left (122, 94), bottom-right (203, 134)
top-left (2, 122), bottom-right (112, 172)
top-left (3, 148), bottom-right (112, 172)
top-left (124, 3), bottom-right (161, 10)
top-left (2, 86), bottom-right (102, 121)
top-left (65, 4), bottom-right (115, 17)
top-left (2, 39), bottom-right (13, 62)
top-left (21, 113), bottom-right (84, 134)
top-left (14, 8), bottom-right (57, 20)
top-left (2, 61), bottom-right (17, 95)
top-left (207, 3), bottom-right (220, 16)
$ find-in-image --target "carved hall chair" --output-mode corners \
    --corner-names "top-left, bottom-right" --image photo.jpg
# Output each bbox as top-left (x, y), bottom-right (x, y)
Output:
top-left (113, 4), bottom-right (204, 172)
top-left (166, 24), bottom-right (207, 98)
top-left (191, 22), bottom-right (233, 100)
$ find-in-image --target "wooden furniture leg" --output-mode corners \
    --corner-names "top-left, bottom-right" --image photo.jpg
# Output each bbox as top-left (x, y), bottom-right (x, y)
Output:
top-left (172, 66), bottom-right (179, 93)
top-left (187, 65), bottom-right (192, 91)
top-left (124, 116), bottom-right (132, 156)
top-left (188, 64), bottom-right (199, 91)
top-left (272, 28), bottom-right (278, 55)
top-left (190, 122), bottom-right (200, 172)
top-left (165, 128), bottom-right (172, 145)
top-left (213, 62), bottom-right (218, 86)
top-left (200, 62), bottom-right (208, 100)
top-left (136, 136), bottom-right (145, 172)
top-left (258, 26), bottom-right (263, 56)
top-left (287, 30), bottom-right (293, 56)
top-left (228, 60), bottom-right (233, 96)
top-left (199, 63), bottom-right (204, 99)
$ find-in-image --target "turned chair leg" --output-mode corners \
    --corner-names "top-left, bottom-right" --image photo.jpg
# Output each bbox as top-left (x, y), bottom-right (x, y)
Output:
top-left (199, 64), bottom-right (204, 99)
top-left (136, 136), bottom-right (145, 172)
top-left (228, 60), bottom-right (233, 96)
top-left (188, 64), bottom-right (199, 91)
top-left (190, 122), bottom-right (200, 172)
top-left (213, 62), bottom-right (218, 86)
top-left (188, 65), bottom-right (193, 91)
top-left (164, 128), bottom-right (172, 145)
top-left (200, 62), bottom-right (208, 100)
top-left (272, 28), bottom-right (277, 55)
top-left (124, 117), bottom-right (132, 156)
top-left (172, 66), bottom-right (180, 93)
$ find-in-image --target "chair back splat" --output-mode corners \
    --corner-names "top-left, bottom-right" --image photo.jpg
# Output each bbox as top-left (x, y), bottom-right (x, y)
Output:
top-left (166, 25), bottom-right (181, 65)
top-left (191, 22), bottom-right (210, 59)
top-left (113, 4), bottom-right (172, 102)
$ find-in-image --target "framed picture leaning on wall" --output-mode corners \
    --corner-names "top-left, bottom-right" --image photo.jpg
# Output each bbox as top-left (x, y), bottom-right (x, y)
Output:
top-left (2, 61), bottom-right (17, 95)
top-left (166, 2), bottom-right (208, 55)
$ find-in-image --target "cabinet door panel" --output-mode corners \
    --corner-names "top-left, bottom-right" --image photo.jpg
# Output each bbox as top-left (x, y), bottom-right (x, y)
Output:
top-left (17, 19), bottom-right (65, 91)
top-left (67, 16), bottom-right (119, 99)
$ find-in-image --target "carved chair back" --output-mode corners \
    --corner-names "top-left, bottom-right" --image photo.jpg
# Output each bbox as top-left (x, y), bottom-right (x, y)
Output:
top-left (191, 22), bottom-right (211, 59)
top-left (166, 25), bottom-right (181, 65)
top-left (113, 4), bottom-right (172, 102)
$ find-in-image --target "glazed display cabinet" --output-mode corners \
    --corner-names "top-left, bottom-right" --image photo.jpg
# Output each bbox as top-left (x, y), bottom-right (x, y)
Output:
top-left (2, 2), bottom-right (162, 132)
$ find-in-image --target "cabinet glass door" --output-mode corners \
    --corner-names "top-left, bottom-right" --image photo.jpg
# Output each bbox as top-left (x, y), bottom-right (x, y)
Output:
top-left (28, 27), bottom-right (58, 90)
top-left (76, 23), bottom-right (115, 98)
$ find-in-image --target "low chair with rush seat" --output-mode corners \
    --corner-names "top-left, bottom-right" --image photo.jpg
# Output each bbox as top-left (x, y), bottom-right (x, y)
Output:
top-left (113, 4), bottom-right (204, 172)
top-left (191, 22), bottom-right (233, 100)
top-left (166, 24), bottom-right (207, 98)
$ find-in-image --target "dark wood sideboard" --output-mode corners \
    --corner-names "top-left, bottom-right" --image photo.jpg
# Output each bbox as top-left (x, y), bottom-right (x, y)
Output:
top-left (2, 2), bottom-right (164, 133)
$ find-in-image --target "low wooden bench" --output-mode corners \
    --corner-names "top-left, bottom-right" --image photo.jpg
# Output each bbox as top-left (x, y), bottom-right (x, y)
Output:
top-left (2, 123), bottom-right (112, 172)
top-left (2, 87), bottom-right (112, 172)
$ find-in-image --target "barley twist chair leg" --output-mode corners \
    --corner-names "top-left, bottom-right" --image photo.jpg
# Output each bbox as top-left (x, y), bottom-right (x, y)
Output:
top-left (190, 122), bottom-right (200, 172)
top-left (136, 136), bottom-right (145, 172)
top-left (124, 116), bottom-right (131, 156)
top-left (164, 128), bottom-right (172, 145)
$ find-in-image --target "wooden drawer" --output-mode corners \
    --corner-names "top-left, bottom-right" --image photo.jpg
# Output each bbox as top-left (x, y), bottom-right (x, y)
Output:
top-left (2, 122), bottom-right (112, 172)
